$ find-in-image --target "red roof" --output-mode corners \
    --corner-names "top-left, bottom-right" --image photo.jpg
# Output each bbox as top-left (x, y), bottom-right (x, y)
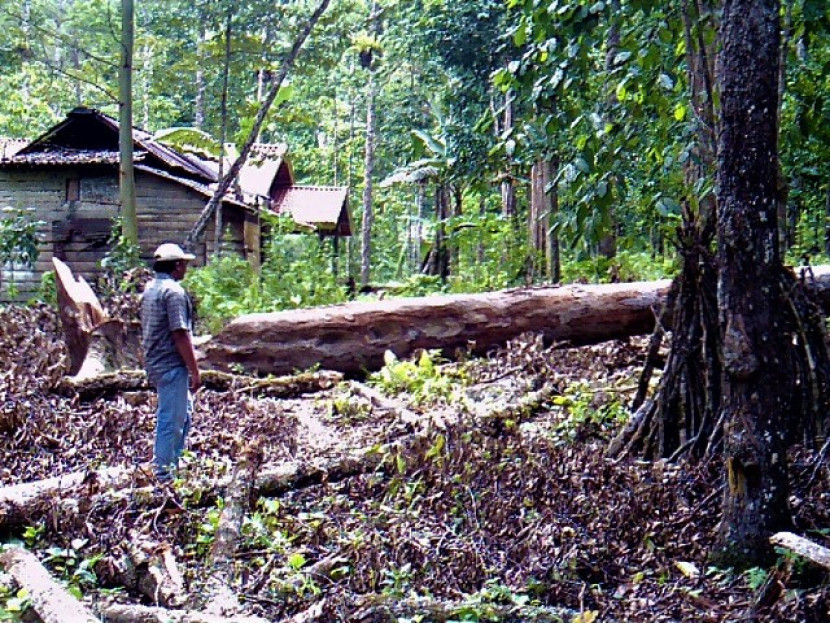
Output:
top-left (271, 185), bottom-right (351, 235)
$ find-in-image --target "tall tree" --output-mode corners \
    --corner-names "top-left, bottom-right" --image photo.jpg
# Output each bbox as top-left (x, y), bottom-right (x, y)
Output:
top-left (186, 0), bottom-right (332, 248)
top-left (711, 0), bottom-right (793, 567)
top-left (358, 3), bottom-right (380, 289)
top-left (119, 0), bottom-right (138, 246)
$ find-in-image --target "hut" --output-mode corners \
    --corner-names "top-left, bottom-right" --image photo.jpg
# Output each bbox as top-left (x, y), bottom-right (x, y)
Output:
top-left (0, 107), bottom-right (351, 301)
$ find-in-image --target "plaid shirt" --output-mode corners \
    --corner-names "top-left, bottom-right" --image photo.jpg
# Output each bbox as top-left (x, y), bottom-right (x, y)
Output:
top-left (141, 273), bottom-right (193, 384)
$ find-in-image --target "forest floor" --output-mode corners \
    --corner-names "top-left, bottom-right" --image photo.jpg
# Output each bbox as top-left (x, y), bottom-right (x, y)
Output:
top-left (2, 299), bottom-right (830, 623)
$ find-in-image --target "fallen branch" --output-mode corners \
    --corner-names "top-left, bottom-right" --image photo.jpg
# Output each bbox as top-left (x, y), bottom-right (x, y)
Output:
top-left (97, 601), bottom-right (267, 623)
top-left (348, 381), bottom-right (427, 429)
top-left (0, 545), bottom-right (100, 623)
top-left (0, 384), bottom-right (558, 533)
top-left (204, 444), bottom-right (263, 617)
top-left (770, 531), bottom-right (830, 570)
top-left (0, 466), bottom-right (131, 531)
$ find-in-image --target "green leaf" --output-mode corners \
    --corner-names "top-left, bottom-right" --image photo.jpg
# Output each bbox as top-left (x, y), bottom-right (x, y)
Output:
top-left (513, 22), bottom-right (527, 46)
top-left (674, 103), bottom-right (686, 121)
top-left (287, 552), bottom-right (306, 570)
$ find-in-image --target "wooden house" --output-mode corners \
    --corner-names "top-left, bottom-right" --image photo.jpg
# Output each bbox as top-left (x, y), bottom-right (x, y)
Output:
top-left (0, 107), bottom-right (351, 301)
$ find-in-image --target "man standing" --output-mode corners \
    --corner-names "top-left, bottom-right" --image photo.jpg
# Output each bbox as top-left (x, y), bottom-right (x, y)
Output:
top-left (141, 243), bottom-right (201, 482)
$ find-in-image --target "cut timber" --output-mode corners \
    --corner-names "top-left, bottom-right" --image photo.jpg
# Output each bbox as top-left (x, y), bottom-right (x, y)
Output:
top-left (203, 266), bottom-right (830, 377)
top-left (203, 279), bottom-right (672, 376)
top-left (113, 530), bottom-right (186, 608)
top-left (770, 531), bottom-right (830, 570)
top-left (0, 545), bottom-right (100, 623)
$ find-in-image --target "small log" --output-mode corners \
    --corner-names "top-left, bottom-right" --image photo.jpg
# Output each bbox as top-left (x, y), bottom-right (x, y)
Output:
top-left (0, 466), bottom-right (131, 531)
top-left (55, 369), bottom-right (343, 401)
top-left (203, 443), bottom-right (263, 617)
top-left (770, 531), bottom-right (830, 569)
top-left (97, 602), bottom-right (267, 623)
top-left (0, 545), bottom-right (100, 623)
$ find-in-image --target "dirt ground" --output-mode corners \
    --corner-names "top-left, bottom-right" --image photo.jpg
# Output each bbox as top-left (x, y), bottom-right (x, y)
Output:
top-left (2, 301), bottom-right (830, 622)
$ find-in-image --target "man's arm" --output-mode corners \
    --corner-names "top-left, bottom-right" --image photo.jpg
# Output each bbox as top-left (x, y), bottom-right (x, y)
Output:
top-left (171, 329), bottom-right (201, 391)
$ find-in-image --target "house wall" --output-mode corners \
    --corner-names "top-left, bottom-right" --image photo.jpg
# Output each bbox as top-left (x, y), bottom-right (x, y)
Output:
top-left (0, 167), bottom-right (249, 302)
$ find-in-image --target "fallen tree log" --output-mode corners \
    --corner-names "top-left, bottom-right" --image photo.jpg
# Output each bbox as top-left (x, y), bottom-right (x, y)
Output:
top-left (202, 266), bottom-right (830, 377)
top-left (55, 369), bottom-right (343, 401)
top-left (0, 545), bottom-right (100, 623)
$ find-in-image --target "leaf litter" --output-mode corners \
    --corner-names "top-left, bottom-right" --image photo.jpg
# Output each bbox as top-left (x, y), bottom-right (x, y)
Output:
top-left (1, 301), bottom-right (829, 622)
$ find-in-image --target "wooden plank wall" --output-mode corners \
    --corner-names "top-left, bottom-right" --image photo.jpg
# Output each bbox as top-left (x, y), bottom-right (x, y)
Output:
top-left (0, 168), bottom-right (250, 302)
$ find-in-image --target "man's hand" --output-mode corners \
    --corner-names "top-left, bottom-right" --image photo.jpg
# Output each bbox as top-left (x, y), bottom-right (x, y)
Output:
top-left (189, 367), bottom-right (201, 392)
top-left (172, 329), bottom-right (201, 392)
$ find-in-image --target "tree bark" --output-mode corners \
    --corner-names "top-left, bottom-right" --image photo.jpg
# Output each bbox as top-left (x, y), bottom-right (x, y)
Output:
top-left (0, 545), bottom-right (100, 623)
top-left (202, 278), bottom-right (672, 376)
top-left (713, 0), bottom-right (792, 568)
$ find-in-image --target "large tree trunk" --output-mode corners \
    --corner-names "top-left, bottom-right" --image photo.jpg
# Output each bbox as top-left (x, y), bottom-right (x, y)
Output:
top-left (202, 269), bottom-right (830, 378)
top-left (713, 0), bottom-right (793, 568)
top-left (201, 278), bottom-right (669, 377)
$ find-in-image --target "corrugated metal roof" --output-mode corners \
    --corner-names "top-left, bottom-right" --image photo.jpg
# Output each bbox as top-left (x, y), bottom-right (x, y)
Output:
top-left (271, 185), bottom-right (349, 231)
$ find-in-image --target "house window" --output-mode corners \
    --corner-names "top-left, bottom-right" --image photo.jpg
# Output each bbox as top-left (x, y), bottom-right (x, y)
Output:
top-left (66, 178), bottom-right (80, 202)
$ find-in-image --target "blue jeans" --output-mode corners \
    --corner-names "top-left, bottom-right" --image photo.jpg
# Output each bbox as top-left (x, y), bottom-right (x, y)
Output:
top-left (154, 366), bottom-right (192, 481)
